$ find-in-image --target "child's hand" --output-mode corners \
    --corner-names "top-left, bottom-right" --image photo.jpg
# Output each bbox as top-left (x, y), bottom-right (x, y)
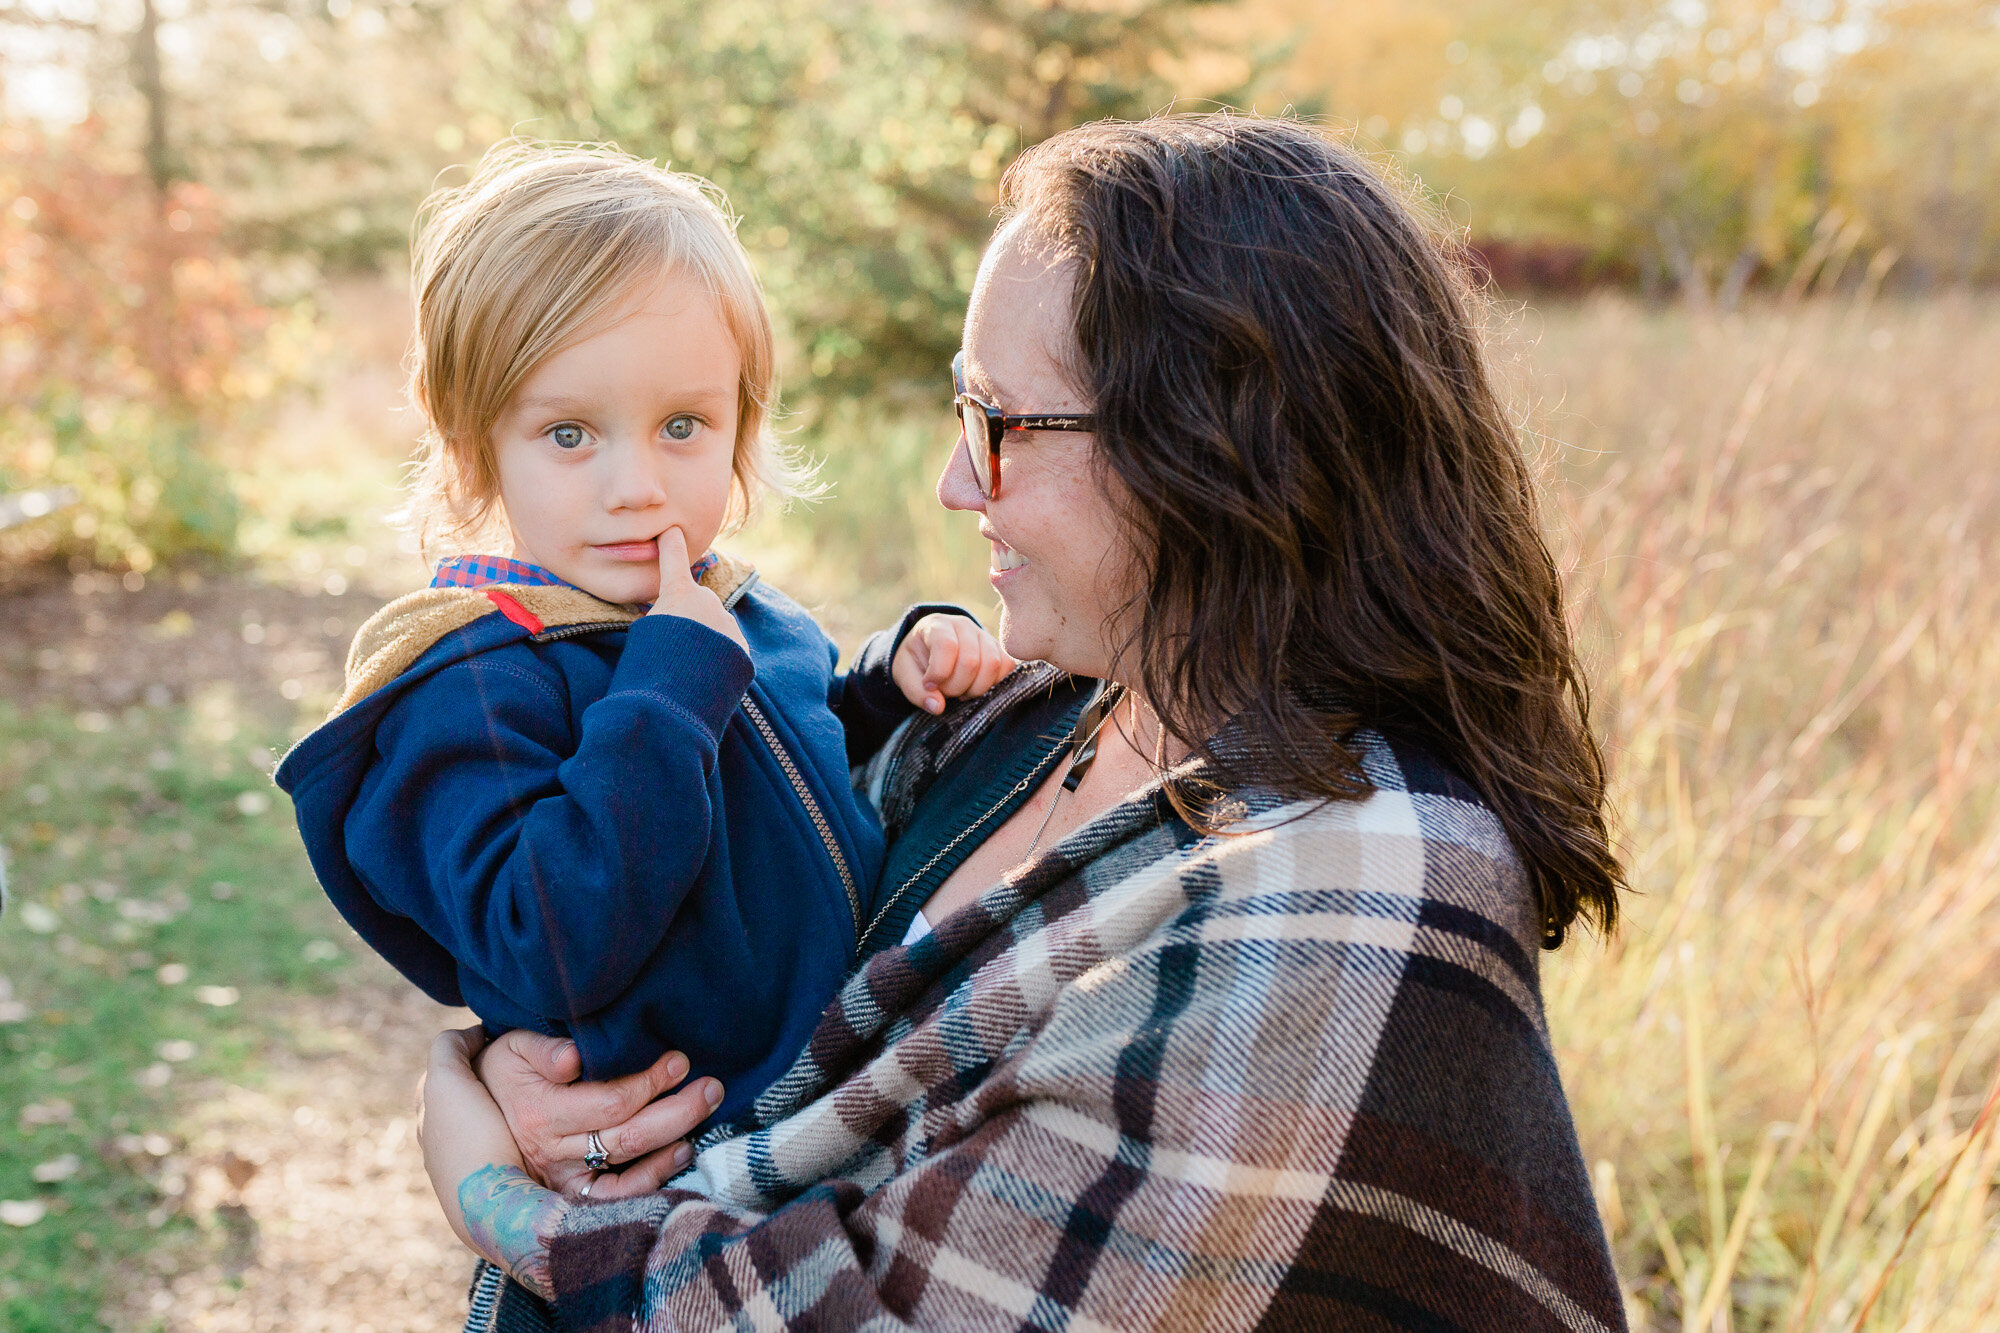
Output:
top-left (892, 614), bottom-right (1016, 715)
top-left (647, 527), bottom-right (747, 652)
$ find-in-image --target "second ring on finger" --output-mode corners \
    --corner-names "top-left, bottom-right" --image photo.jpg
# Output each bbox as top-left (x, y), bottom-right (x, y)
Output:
top-left (584, 1129), bottom-right (612, 1173)
top-left (547, 1126), bottom-right (630, 1174)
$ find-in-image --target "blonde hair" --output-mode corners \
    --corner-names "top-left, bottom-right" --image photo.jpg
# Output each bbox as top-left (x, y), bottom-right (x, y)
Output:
top-left (404, 141), bottom-right (806, 553)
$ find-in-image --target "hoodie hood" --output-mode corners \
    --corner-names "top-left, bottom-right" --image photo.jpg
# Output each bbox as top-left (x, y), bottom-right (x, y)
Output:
top-left (274, 554), bottom-right (758, 1006)
top-left (329, 551), bottom-right (758, 716)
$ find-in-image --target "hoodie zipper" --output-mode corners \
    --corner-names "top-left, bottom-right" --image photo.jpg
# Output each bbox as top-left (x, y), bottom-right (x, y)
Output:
top-left (530, 620), bottom-right (635, 644)
top-left (524, 578), bottom-right (862, 933)
top-left (741, 693), bottom-right (862, 934)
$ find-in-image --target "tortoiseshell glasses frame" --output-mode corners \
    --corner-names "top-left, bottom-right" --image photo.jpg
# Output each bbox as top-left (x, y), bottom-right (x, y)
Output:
top-left (952, 350), bottom-right (1097, 499)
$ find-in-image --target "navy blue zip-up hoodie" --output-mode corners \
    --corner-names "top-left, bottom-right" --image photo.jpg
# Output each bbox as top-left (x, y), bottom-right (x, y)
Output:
top-left (275, 564), bottom-right (941, 1123)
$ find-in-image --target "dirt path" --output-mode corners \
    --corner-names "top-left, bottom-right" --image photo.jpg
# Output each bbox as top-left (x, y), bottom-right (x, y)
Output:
top-left (105, 975), bottom-right (477, 1333)
top-left (0, 560), bottom-right (388, 721)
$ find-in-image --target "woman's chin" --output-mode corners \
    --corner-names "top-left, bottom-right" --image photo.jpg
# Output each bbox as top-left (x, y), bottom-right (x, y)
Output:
top-left (992, 611), bottom-right (1037, 665)
top-left (995, 594), bottom-right (1118, 678)
top-left (994, 608), bottom-right (1068, 672)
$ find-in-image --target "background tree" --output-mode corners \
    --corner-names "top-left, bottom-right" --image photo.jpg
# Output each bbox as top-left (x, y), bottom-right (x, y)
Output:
top-left (448, 0), bottom-right (1254, 403)
top-left (2, 0), bottom-right (1996, 571)
top-left (1251, 0), bottom-right (1999, 299)
top-left (0, 0), bottom-right (463, 566)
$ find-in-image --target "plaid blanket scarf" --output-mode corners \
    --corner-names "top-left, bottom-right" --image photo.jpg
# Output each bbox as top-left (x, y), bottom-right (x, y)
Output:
top-left (534, 722), bottom-right (1625, 1331)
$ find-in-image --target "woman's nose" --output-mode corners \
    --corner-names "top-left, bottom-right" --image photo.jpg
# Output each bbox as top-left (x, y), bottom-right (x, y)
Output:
top-left (937, 429), bottom-right (987, 513)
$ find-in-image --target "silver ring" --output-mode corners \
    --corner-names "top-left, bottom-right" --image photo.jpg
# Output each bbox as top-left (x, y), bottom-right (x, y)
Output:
top-left (579, 1172), bottom-right (598, 1199)
top-left (583, 1130), bottom-right (610, 1173)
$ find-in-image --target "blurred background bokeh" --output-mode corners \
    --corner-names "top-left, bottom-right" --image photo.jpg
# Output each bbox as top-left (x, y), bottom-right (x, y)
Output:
top-left (2, 2), bottom-right (1997, 1329)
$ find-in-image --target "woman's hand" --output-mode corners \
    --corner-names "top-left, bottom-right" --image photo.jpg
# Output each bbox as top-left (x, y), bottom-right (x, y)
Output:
top-left (419, 1026), bottom-right (565, 1300)
top-left (474, 1028), bottom-right (723, 1200)
top-left (892, 613), bottom-right (1017, 714)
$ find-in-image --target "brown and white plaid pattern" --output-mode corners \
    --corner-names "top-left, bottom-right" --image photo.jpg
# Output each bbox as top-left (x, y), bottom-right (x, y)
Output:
top-left (540, 730), bottom-right (1626, 1332)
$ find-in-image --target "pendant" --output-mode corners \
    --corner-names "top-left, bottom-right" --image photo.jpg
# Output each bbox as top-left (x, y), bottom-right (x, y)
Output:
top-left (1063, 681), bottom-right (1120, 792)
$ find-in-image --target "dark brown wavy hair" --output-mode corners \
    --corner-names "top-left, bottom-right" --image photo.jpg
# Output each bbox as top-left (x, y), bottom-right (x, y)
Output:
top-left (1000, 113), bottom-right (1622, 945)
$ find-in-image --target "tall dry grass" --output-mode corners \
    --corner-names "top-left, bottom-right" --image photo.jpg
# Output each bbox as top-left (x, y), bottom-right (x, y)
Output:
top-left (1520, 294), bottom-right (2000, 1330)
top-left (736, 290), bottom-right (2000, 1327)
top-left (234, 283), bottom-right (2000, 1328)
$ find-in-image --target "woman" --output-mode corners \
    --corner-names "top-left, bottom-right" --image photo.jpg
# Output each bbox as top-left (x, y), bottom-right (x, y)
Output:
top-left (421, 112), bottom-right (1629, 1332)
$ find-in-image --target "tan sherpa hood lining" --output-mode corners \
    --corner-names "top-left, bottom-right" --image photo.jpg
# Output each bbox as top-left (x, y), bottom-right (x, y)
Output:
top-left (330, 551), bottom-right (757, 717)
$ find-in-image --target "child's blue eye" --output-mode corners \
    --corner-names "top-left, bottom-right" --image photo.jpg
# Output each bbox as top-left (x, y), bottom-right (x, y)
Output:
top-left (664, 415), bottom-right (698, 442)
top-left (551, 425), bottom-right (586, 450)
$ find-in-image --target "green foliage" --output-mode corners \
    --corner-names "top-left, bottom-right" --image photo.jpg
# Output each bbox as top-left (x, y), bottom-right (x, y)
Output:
top-left (18, 400), bottom-right (240, 566)
top-left (0, 697), bottom-right (350, 1329)
top-left (1331, 0), bottom-right (2000, 294)
top-left (450, 0), bottom-right (1255, 401)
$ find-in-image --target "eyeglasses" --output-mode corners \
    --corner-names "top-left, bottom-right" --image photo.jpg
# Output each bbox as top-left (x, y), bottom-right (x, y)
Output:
top-left (952, 350), bottom-right (1096, 499)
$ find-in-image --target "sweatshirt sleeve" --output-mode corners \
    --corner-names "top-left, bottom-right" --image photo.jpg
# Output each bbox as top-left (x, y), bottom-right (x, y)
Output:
top-left (346, 615), bottom-right (754, 1020)
top-left (829, 602), bottom-right (974, 767)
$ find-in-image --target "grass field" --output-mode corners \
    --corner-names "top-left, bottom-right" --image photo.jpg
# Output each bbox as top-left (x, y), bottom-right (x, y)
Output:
top-left (2, 286), bottom-right (1996, 1329)
top-left (0, 693), bottom-right (352, 1329)
top-left (1524, 293), bottom-right (2000, 1330)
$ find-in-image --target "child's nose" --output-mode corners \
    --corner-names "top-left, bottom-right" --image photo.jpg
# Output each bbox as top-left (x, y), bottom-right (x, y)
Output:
top-left (603, 444), bottom-right (670, 511)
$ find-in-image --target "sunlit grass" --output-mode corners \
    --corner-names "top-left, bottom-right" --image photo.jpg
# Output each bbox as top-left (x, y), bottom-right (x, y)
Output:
top-left (744, 293), bottom-right (2000, 1329)
top-left (1526, 295), bottom-right (2000, 1330)
top-left (5, 289), bottom-right (1994, 1330)
top-left (0, 694), bottom-right (350, 1330)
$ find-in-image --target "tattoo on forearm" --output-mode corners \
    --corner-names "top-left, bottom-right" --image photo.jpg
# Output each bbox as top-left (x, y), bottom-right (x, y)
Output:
top-left (460, 1164), bottom-right (564, 1302)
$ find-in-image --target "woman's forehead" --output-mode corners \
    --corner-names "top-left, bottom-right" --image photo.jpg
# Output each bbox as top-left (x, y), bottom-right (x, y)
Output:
top-left (964, 225), bottom-right (1083, 406)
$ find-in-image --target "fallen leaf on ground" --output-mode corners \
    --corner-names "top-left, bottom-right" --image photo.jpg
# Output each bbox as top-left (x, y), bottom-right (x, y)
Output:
top-left (32, 1154), bottom-right (80, 1183)
top-left (0, 1199), bottom-right (47, 1227)
top-left (19, 1099), bottom-right (74, 1129)
top-left (221, 1151), bottom-right (261, 1191)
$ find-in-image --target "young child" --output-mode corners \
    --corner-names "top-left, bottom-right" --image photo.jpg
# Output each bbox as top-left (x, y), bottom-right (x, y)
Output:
top-left (275, 145), bottom-right (1011, 1125)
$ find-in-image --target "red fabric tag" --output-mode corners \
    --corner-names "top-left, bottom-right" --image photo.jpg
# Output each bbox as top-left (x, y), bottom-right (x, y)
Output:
top-left (483, 590), bottom-right (545, 635)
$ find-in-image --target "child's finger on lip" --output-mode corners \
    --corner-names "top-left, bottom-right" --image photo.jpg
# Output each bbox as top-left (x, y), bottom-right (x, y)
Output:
top-left (656, 526), bottom-right (691, 578)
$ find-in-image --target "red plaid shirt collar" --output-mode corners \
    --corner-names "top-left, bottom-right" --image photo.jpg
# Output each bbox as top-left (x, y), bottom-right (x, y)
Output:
top-left (429, 551), bottom-right (720, 592)
top-left (429, 554), bottom-right (568, 589)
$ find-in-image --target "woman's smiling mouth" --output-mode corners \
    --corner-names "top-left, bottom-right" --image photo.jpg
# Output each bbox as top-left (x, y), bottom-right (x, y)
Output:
top-left (988, 539), bottom-right (1027, 573)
